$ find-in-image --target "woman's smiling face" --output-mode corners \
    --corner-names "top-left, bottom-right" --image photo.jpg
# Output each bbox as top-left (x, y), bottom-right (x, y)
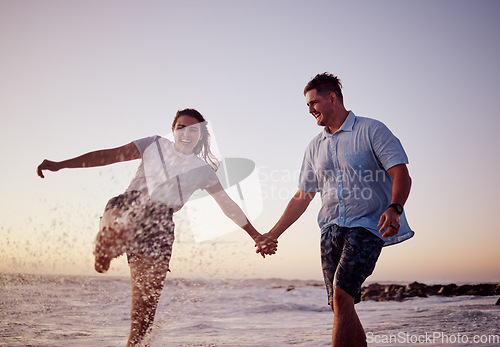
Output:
top-left (173, 115), bottom-right (202, 155)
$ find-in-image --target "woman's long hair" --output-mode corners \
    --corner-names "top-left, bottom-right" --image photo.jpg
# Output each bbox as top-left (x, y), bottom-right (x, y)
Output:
top-left (171, 108), bottom-right (219, 171)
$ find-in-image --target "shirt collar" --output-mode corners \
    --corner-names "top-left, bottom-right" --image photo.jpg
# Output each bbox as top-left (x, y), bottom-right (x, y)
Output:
top-left (321, 111), bottom-right (356, 139)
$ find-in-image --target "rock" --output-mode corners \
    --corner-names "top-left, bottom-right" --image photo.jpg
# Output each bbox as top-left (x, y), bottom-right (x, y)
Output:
top-left (387, 284), bottom-right (405, 294)
top-left (361, 282), bottom-right (499, 302)
top-left (427, 285), bottom-right (442, 296)
top-left (437, 284), bottom-right (458, 296)
top-left (495, 298), bottom-right (500, 306)
top-left (472, 284), bottom-right (496, 296)
top-left (361, 283), bottom-right (384, 301)
top-left (454, 284), bottom-right (496, 296)
top-left (406, 281), bottom-right (427, 291)
top-left (406, 281), bottom-right (428, 298)
top-left (456, 284), bottom-right (474, 296)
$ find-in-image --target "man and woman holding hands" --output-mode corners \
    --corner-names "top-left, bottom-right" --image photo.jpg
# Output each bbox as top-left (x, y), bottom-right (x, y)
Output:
top-left (37, 73), bottom-right (413, 346)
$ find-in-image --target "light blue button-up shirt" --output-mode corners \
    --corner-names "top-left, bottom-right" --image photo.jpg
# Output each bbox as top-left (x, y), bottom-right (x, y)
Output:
top-left (299, 111), bottom-right (414, 246)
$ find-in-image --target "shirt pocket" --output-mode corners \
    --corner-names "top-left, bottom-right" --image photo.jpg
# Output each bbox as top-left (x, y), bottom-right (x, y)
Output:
top-left (344, 152), bottom-right (368, 170)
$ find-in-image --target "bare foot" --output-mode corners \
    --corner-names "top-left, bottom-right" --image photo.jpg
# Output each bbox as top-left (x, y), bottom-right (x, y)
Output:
top-left (94, 254), bottom-right (111, 273)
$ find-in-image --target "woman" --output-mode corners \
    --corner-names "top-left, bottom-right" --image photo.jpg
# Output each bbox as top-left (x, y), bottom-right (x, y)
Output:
top-left (37, 108), bottom-right (277, 346)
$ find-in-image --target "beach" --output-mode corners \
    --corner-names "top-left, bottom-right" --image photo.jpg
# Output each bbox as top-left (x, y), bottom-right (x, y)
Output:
top-left (1, 273), bottom-right (499, 346)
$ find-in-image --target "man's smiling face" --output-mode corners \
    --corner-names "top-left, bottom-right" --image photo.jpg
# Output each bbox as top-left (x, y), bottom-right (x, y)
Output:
top-left (305, 89), bottom-right (335, 127)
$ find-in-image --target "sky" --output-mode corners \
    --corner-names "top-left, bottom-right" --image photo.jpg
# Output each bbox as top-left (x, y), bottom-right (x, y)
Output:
top-left (1, 0), bottom-right (499, 284)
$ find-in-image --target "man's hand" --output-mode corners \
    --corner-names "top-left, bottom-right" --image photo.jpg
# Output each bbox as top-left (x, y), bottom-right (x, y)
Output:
top-left (37, 159), bottom-right (61, 178)
top-left (254, 233), bottom-right (278, 258)
top-left (377, 208), bottom-right (400, 238)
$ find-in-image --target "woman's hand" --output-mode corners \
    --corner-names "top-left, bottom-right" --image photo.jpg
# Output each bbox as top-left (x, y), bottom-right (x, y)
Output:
top-left (37, 159), bottom-right (61, 178)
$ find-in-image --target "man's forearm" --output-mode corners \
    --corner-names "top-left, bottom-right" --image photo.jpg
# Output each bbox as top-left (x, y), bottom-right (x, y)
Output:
top-left (388, 164), bottom-right (412, 206)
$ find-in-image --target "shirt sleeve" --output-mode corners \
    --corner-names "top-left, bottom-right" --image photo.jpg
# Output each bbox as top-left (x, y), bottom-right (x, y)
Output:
top-left (298, 145), bottom-right (320, 192)
top-left (133, 135), bottom-right (160, 156)
top-left (202, 165), bottom-right (221, 189)
top-left (371, 121), bottom-right (409, 171)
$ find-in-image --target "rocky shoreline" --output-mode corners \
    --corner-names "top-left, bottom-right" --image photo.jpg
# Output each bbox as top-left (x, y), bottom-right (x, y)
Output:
top-left (361, 282), bottom-right (500, 304)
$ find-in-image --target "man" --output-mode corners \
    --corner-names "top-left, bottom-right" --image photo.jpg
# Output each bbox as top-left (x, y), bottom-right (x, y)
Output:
top-left (262, 73), bottom-right (414, 346)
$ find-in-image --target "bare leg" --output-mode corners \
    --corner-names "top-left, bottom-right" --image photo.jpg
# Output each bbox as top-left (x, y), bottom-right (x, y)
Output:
top-left (127, 255), bottom-right (169, 346)
top-left (331, 286), bottom-right (366, 347)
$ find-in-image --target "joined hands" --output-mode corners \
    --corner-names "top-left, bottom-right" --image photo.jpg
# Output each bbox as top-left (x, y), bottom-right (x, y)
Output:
top-left (254, 232), bottom-right (278, 258)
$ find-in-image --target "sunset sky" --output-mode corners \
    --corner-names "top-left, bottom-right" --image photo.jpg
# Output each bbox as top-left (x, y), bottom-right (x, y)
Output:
top-left (1, 0), bottom-right (499, 283)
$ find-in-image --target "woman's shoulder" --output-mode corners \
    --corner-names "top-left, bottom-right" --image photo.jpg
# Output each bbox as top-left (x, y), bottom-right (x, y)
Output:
top-left (135, 135), bottom-right (159, 144)
top-left (141, 135), bottom-right (174, 147)
top-left (134, 135), bottom-right (173, 155)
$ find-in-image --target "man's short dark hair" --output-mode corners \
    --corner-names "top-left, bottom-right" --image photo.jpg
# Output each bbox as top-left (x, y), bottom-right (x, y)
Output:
top-left (304, 73), bottom-right (343, 101)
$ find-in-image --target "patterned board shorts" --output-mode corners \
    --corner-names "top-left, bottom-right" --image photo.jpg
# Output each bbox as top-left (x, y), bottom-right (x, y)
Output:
top-left (321, 225), bottom-right (384, 305)
top-left (102, 190), bottom-right (175, 264)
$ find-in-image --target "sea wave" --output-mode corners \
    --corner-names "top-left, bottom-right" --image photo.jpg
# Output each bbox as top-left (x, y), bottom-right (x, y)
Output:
top-left (1, 273), bottom-right (498, 346)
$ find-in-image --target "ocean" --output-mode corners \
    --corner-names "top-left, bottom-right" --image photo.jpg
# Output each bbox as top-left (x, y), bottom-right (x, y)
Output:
top-left (0, 274), bottom-right (498, 346)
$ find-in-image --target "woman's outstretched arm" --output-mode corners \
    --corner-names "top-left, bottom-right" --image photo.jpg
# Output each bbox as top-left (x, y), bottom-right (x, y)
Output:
top-left (37, 142), bottom-right (141, 178)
